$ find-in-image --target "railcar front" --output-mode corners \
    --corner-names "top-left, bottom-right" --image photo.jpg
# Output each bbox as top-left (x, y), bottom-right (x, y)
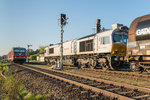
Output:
top-left (7, 47), bottom-right (26, 64)
top-left (13, 47), bottom-right (27, 64)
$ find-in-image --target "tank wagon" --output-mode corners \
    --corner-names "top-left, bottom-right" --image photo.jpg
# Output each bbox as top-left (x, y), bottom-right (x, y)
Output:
top-left (128, 14), bottom-right (150, 73)
top-left (45, 24), bottom-right (128, 70)
top-left (7, 47), bottom-right (27, 64)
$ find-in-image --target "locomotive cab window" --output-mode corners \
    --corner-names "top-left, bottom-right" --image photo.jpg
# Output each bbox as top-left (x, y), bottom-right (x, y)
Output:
top-left (113, 34), bottom-right (122, 43)
top-left (113, 32), bottom-right (128, 44)
top-left (101, 36), bottom-right (110, 44)
top-left (80, 41), bottom-right (86, 52)
top-left (123, 35), bottom-right (128, 44)
top-left (86, 40), bottom-right (93, 51)
top-left (79, 39), bottom-right (93, 52)
top-left (49, 48), bottom-right (54, 54)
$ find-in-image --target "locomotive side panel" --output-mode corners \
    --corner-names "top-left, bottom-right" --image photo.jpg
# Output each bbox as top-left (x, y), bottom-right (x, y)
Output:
top-left (77, 36), bottom-right (95, 55)
top-left (44, 44), bottom-right (60, 65)
top-left (63, 40), bottom-right (77, 56)
top-left (44, 47), bottom-right (49, 57)
top-left (96, 30), bottom-right (112, 54)
top-left (63, 39), bottom-right (77, 65)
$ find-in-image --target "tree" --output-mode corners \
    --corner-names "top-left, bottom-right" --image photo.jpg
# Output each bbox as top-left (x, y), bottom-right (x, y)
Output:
top-left (39, 46), bottom-right (46, 54)
top-left (27, 49), bottom-right (39, 56)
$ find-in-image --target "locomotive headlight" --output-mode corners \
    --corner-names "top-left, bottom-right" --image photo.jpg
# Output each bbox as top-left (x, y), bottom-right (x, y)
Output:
top-left (114, 49), bottom-right (118, 54)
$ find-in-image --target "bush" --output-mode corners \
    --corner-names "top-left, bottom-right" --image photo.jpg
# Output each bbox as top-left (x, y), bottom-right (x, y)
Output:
top-left (29, 54), bottom-right (39, 60)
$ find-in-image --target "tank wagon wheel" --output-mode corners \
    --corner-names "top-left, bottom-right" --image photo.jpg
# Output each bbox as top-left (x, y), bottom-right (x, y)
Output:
top-left (130, 62), bottom-right (144, 73)
top-left (145, 68), bottom-right (150, 73)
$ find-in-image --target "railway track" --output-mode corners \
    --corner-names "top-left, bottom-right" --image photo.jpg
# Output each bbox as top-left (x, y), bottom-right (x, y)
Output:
top-left (13, 63), bottom-right (150, 100)
top-left (77, 68), bottom-right (150, 81)
top-left (27, 62), bottom-right (150, 81)
top-left (60, 65), bottom-right (150, 82)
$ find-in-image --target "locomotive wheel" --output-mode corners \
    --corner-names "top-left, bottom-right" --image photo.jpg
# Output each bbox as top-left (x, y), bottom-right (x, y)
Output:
top-left (89, 58), bottom-right (96, 69)
top-left (90, 66), bottom-right (95, 69)
top-left (111, 62), bottom-right (120, 70)
top-left (101, 63), bottom-right (109, 71)
top-left (102, 66), bottom-right (109, 71)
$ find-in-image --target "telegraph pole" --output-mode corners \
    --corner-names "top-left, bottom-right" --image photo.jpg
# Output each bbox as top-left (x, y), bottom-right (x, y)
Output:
top-left (59, 14), bottom-right (67, 70)
top-left (60, 24), bottom-right (63, 70)
top-left (27, 44), bottom-right (32, 63)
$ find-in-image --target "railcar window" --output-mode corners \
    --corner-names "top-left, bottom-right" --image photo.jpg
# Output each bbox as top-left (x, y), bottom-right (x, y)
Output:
top-left (14, 49), bottom-right (25, 53)
top-left (14, 49), bottom-right (26, 56)
top-left (101, 36), bottom-right (110, 44)
top-left (49, 48), bottom-right (54, 54)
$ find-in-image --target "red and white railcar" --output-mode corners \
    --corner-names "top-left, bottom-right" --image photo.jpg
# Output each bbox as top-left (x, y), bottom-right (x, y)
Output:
top-left (7, 47), bottom-right (27, 64)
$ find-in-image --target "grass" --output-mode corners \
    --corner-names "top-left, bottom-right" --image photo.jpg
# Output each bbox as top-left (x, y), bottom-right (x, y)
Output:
top-left (0, 61), bottom-right (51, 100)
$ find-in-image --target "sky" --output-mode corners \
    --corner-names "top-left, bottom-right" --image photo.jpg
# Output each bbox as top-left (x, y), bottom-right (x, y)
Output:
top-left (0, 0), bottom-right (150, 56)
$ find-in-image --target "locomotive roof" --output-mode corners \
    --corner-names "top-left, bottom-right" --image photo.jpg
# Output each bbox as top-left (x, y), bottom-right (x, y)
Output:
top-left (12, 47), bottom-right (26, 49)
top-left (78, 29), bottom-right (110, 40)
top-left (129, 14), bottom-right (150, 42)
top-left (78, 33), bottom-right (96, 40)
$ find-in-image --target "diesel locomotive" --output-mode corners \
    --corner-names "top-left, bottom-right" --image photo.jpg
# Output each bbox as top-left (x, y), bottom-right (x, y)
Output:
top-left (44, 23), bottom-right (128, 70)
top-left (7, 47), bottom-right (27, 64)
top-left (127, 14), bottom-right (150, 73)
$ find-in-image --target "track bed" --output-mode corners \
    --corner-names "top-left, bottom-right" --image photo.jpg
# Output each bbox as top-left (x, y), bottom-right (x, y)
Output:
top-left (12, 64), bottom-right (150, 100)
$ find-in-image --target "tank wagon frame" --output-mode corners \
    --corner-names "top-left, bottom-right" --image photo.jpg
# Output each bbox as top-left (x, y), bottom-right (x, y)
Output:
top-left (128, 14), bottom-right (150, 73)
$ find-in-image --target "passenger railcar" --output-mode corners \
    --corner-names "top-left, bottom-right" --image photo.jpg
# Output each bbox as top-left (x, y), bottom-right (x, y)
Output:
top-left (7, 47), bottom-right (27, 64)
top-left (127, 14), bottom-right (150, 73)
top-left (44, 24), bottom-right (128, 70)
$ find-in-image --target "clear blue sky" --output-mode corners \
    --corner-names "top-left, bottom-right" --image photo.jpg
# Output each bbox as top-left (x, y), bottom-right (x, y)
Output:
top-left (0, 0), bottom-right (150, 56)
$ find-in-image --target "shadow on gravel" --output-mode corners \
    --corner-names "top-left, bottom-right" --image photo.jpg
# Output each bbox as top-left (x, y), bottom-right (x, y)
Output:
top-left (12, 69), bottom-right (28, 74)
top-left (25, 62), bottom-right (46, 65)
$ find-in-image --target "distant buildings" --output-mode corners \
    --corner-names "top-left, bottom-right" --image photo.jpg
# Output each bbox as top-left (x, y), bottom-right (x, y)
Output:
top-left (37, 54), bottom-right (44, 62)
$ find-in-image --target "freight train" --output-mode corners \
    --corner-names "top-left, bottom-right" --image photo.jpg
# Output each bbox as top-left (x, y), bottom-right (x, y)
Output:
top-left (127, 14), bottom-right (150, 73)
top-left (44, 23), bottom-right (128, 70)
top-left (7, 47), bottom-right (27, 64)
